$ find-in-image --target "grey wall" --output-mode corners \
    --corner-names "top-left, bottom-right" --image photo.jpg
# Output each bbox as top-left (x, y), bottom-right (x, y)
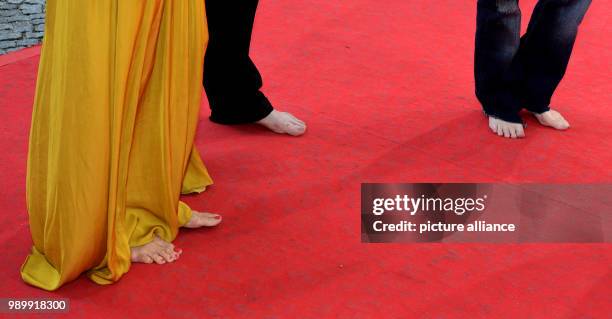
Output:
top-left (0, 0), bottom-right (45, 55)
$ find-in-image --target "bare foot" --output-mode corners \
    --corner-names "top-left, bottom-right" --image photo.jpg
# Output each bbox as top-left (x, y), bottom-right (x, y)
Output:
top-left (532, 110), bottom-right (570, 130)
top-left (257, 110), bottom-right (306, 136)
top-left (131, 236), bottom-right (181, 264)
top-left (488, 117), bottom-right (525, 139)
top-left (184, 211), bottom-right (222, 228)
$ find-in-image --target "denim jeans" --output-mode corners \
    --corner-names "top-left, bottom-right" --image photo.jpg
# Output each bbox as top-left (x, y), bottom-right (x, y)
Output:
top-left (474, 0), bottom-right (591, 123)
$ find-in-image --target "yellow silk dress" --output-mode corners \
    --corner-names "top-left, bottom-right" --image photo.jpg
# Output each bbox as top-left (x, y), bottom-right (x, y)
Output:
top-left (20, 0), bottom-right (212, 291)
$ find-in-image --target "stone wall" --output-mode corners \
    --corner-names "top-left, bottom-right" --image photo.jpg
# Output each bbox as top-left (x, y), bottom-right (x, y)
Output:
top-left (0, 0), bottom-right (45, 55)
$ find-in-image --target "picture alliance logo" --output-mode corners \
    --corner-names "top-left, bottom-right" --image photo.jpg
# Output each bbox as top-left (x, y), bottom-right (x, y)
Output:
top-left (372, 194), bottom-right (488, 216)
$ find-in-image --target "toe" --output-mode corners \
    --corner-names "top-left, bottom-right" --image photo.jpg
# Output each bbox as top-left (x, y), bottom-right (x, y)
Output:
top-left (286, 121), bottom-right (306, 136)
top-left (191, 212), bottom-right (222, 227)
top-left (502, 125), bottom-right (511, 138)
top-left (290, 119), bottom-right (304, 127)
top-left (509, 127), bottom-right (518, 139)
top-left (551, 115), bottom-right (570, 130)
top-left (174, 248), bottom-right (183, 259)
top-left (488, 118), bottom-right (497, 132)
top-left (288, 126), bottom-right (306, 136)
top-left (199, 212), bottom-right (221, 219)
top-left (160, 250), bottom-right (175, 263)
top-left (152, 253), bottom-right (165, 264)
top-left (172, 250), bottom-right (181, 260)
top-left (285, 112), bottom-right (298, 121)
top-left (284, 112), bottom-right (304, 123)
top-left (202, 215), bottom-right (222, 227)
top-left (289, 114), bottom-right (305, 126)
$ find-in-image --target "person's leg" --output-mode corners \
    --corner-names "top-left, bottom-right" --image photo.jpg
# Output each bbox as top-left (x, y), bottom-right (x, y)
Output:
top-left (203, 0), bottom-right (273, 124)
top-left (21, 0), bottom-right (116, 290)
top-left (516, 0), bottom-right (591, 129)
top-left (122, 0), bottom-right (221, 267)
top-left (203, 0), bottom-right (306, 135)
top-left (475, 0), bottom-right (525, 138)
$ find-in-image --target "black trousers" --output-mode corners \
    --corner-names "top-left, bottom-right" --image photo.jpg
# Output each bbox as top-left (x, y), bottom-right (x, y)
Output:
top-left (204, 0), bottom-right (274, 124)
top-left (474, 0), bottom-right (591, 123)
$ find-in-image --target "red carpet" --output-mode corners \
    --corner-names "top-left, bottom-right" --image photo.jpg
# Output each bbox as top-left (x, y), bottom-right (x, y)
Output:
top-left (0, 1), bottom-right (610, 318)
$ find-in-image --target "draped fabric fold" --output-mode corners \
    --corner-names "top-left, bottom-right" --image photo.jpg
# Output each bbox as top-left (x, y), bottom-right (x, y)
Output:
top-left (21, 0), bottom-right (212, 291)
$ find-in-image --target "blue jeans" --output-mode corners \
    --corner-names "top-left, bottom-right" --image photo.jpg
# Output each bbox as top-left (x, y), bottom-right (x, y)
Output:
top-left (475, 0), bottom-right (591, 123)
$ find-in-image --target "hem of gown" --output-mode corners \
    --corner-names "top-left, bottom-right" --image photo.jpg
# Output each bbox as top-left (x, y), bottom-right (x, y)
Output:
top-left (181, 185), bottom-right (208, 195)
top-left (88, 268), bottom-right (117, 285)
top-left (22, 179), bottom-right (213, 290)
top-left (20, 247), bottom-right (62, 291)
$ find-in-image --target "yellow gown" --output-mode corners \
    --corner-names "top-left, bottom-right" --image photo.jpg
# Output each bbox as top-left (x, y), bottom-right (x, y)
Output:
top-left (21, 0), bottom-right (212, 291)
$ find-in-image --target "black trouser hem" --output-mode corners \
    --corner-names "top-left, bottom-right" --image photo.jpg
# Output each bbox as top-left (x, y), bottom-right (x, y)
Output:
top-left (482, 109), bottom-right (524, 124)
top-left (208, 96), bottom-right (274, 125)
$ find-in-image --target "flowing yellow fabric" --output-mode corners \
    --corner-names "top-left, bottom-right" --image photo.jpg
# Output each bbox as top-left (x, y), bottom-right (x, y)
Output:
top-left (21, 0), bottom-right (212, 291)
